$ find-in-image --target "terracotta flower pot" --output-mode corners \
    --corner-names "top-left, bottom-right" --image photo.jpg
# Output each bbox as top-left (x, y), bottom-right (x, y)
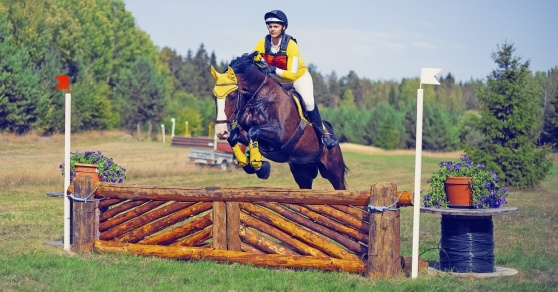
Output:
top-left (74, 163), bottom-right (101, 183)
top-left (444, 176), bottom-right (472, 208)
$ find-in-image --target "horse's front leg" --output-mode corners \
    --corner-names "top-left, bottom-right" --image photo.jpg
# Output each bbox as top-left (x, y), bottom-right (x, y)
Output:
top-left (227, 127), bottom-right (249, 167)
top-left (244, 123), bottom-right (282, 179)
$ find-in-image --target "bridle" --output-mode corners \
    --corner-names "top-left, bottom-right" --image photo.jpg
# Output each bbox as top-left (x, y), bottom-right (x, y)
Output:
top-left (214, 73), bottom-right (268, 126)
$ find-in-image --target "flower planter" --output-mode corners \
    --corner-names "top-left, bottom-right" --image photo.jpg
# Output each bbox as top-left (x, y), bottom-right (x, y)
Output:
top-left (74, 163), bottom-right (100, 183)
top-left (444, 176), bottom-right (472, 208)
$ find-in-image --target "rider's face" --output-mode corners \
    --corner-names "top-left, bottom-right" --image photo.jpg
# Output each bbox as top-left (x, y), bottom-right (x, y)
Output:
top-left (267, 23), bottom-right (284, 38)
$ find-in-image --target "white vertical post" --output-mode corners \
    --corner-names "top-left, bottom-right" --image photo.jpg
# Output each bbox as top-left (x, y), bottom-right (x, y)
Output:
top-left (63, 92), bottom-right (72, 251)
top-left (411, 88), bottom-right (424, 278)
top-left (171, 118), bottom-right (176, 138)
top-left (161, 124), bottom-right (165, 144)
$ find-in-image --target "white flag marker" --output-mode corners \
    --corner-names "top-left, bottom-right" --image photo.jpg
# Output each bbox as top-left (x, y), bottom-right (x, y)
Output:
top-left (420, 68), bottom-right (441, 85)
top-left (411, 68), bottom-right (441, 278)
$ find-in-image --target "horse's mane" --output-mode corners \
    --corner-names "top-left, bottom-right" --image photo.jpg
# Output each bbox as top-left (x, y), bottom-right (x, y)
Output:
top-left (229, 52), bottom-right (259, 74)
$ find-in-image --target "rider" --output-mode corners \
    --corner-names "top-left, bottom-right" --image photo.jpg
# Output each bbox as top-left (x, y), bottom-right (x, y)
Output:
top-left (253, 10), bottom-right (339, 149)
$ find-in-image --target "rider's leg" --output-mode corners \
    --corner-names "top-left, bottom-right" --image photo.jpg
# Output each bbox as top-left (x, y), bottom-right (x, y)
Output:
top-left (293, 72), bottom-right (339, 149)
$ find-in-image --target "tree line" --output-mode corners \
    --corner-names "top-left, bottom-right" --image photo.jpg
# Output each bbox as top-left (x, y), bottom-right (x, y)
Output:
top-left (1, 0), bottom-right (557, 155)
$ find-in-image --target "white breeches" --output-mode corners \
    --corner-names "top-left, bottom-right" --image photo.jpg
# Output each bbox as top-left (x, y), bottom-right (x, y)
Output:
top-left (293, 71), bottom-right (315, 111)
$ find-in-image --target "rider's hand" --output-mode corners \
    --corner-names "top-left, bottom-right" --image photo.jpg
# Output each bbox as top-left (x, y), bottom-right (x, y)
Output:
top-left (262, 66), bottom-right (276, 75)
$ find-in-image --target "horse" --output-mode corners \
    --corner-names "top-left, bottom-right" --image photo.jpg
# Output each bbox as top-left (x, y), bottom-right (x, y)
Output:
top-left (210, 52), bottom-right (348, 190)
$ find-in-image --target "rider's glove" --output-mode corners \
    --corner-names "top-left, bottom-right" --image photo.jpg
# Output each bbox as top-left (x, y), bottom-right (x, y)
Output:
top-left (262, 66), bottom-right (276, 75)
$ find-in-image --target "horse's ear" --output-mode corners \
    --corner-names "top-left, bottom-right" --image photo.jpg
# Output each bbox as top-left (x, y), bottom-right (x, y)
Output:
top-left (226, 66), bottom-right (236, 78)
top-left (210, 65), bottom-right (220, 81)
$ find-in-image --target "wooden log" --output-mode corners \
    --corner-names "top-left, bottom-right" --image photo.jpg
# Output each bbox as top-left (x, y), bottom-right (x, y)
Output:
top-left (170, 227), bottom-right (212, 247)
top-left (366, 183), bottom-right (401, 278)
top-left (100, 202), bottom-right (194, 240)
top-left (99, 201), bottom-right (167, 232)
top-left (71, 176), bottom-right (98, 252)
top-left (239, 212), bottom-right (326, 257)
top-left (260, 203), bottom-right (367, 256)
top-left (241, 203), bottom-right (360, 261)
top-left (95, 240), bottom-right (366, 273)
top-left (241, 242), bottom-right (265, 254)
top-left (99, 200), bottom-right (146, 223)
top-left (138, 212), bottom-right (213, 245)
top-left (226, 202), bottom-right (241, 251)
top-left (212, 201), bottom-right (227, 250)
top-left (116, 202), bottom-right (212, 243)
top-left (395, 191), bottom-right (414, 207)
top-left (330, 205), bottom-right (369, 223)
top-left (304, 204), bottom-right (369, 234)
top-left (239, 226), bottom-right (297, 255)
top-left (98, 198), bottom-right (124, 210)
top-left (283, 204), bottom-right (368, 244)
top-left (94, 184), bottom-right (370, 205)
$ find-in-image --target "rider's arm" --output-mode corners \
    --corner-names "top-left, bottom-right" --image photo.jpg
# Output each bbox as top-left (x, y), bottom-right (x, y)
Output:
top-left (253, 39), bottom-right (265, 62)
top-left (275, 39), bottom-right (302, 82)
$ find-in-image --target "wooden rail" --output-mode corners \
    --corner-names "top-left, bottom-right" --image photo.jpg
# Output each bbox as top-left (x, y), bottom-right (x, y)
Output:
top-left (70, 177), bottom-right (421, 278)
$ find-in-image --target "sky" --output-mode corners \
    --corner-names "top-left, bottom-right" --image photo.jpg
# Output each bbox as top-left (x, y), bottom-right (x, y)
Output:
top-left (122, 0), bottom-right (558, 82)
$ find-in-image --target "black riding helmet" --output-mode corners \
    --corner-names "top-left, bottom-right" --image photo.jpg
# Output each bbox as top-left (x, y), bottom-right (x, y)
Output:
top-left (264, 10), bottom-right (288, 30)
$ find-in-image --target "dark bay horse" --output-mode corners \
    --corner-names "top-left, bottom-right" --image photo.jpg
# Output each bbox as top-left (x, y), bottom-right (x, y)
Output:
top-left (210, 52), bottom-right (348, 190)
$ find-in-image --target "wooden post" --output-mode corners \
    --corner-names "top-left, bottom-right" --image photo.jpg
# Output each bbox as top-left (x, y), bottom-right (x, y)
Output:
top-left (366, 183), bottom-right (401, 278)
top-left (212, 201), bottom-right (227, 250)
top-left (71, 176), bottom-right (98, 252)
top-left (226, 202), bottom-right (241, 251)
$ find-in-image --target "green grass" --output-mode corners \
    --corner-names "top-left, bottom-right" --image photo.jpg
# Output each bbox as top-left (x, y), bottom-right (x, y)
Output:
top-left (1, 131), bottom-right (557, 291)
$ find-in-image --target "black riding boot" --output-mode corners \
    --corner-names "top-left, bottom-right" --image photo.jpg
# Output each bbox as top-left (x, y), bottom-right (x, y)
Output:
top-left (307, 106), bottom-right (339, 149)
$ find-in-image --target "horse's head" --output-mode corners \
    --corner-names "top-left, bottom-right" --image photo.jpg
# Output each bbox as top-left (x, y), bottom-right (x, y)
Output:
top-left (210, 52), bottom-right (265, 140)
top-left (210, 65), bottom-right (239, 139)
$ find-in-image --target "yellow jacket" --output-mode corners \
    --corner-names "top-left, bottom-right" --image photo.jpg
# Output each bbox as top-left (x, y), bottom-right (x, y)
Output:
top-left (253, 34), bottom-right (307, 83)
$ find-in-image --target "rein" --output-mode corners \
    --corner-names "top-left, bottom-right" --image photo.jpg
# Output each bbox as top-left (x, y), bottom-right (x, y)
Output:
top-left (215, 73), bottom-right (268, 125)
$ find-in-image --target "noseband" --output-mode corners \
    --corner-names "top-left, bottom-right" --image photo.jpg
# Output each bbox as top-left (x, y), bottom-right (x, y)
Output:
top-left (214, 73), bottom-right (268, 126)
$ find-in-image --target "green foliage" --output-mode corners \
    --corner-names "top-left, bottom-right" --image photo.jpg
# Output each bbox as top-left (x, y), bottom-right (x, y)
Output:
top-left (424, 156), bottom-right (509, 209)
top-left (466, 42), bottom-right (552, 187)
top-left (368, 102), bottom-right (404, 149)
top-left (540, 67), bottom-right (558, 149)
top-left (321, 107), bottom-right (371, 145)
top-left (113, 57), bottom-right (167, 133)
top-left (402, 102), bottom-right (459, 151)
top-left (456, 110), bottom-right (483, 148)
top-left (0, 8), bottom-right (41, 134)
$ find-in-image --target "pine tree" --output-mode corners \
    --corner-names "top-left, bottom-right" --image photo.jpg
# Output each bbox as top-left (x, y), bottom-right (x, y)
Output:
top-left (466, 42), bottom-right (551, 187)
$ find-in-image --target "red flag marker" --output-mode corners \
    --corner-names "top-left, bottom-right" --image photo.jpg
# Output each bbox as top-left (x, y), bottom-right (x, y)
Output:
top-left (55, 75), bottom-right (70, 91)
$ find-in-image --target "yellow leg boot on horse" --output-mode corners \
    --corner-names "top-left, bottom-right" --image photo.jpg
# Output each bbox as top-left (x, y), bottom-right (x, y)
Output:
top-left (307, 105), bottom-right (339, 150)
top-left (249, 140), bottom-right (271, 179)
top-left (227, 127), bottom-right (256, 174)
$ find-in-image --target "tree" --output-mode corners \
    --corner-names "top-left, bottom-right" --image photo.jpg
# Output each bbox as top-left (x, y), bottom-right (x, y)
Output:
top-left (113, 57), bottom-right (167, 138)
top-left (368, 102), bottom-right (404, 149)
top-left (466, 42), bottom-right (552, 187)
top-left (540, 76), bottom-right (558, 149)
top-left (0, 9), bottom-right (41, 133)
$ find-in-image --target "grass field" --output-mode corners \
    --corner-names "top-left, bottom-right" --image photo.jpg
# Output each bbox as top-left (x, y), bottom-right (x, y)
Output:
top-left (1, 131), bottom-right (556, 291)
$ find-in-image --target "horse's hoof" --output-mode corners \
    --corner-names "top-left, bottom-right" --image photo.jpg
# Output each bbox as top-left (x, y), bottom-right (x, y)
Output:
top-left (243, 165), bottom-right (257, 174)
top-left (256, 161), bottom-right (271, 179)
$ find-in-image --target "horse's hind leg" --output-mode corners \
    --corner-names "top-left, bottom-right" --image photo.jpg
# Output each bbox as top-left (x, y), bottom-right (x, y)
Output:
top-left (289, 163), bottom-right (318, 189)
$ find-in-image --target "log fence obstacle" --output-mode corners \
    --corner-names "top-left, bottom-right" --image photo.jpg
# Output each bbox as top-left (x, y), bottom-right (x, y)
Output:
top-left (69, 176), bottom-right (426, 278)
